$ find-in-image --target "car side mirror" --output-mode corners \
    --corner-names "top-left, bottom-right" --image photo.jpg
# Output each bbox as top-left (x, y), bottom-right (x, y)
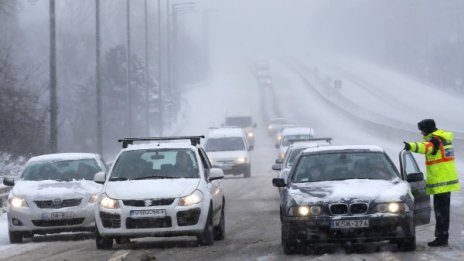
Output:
top-left (209, 168), bottom-right (224, 181)
top-left (406, 172), bottom-right (424, 182)
top-left (275, 158), bottom-right (283, 164)
top-left (272, 164), bottom-right (282, 171)
top-left (272, 178), bottom-right (286, 187)
top-left (248, 145), bottom-right (254, 151)
top-left (3, 177), bottom-right (15, 186)
top-left (94, 171), bottom-right (106, 184)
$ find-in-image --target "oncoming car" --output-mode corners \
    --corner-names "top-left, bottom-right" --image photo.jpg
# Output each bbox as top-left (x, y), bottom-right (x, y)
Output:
top-left (94, 136), bottom-right (225, 249)
top-left (204, 128), bottom-right (252, 178)
top-left (3, 153), bottom-right (106, 243)
top-left (276, 127), bottom-right (315, 161)
top-left (272, 145), bottom-right (431, 254)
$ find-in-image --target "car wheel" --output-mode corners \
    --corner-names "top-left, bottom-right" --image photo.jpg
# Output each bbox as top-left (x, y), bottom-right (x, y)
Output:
top-left (214, 201), bottom-right (225, 240)
top-left (9, 230), bottom-right (23, 244)
top-left (197, 206), bottom-right (214, 246)
top-left (281, 223), bottom-right (296, 255)
top-left (396, 236), bottom-right (416, 251)
top-left (115, 237), bottom-right (131, 244)
top-left (244, 167), bottom-right (251, 178)
top-left (96, 227), bottom-right (113, 249)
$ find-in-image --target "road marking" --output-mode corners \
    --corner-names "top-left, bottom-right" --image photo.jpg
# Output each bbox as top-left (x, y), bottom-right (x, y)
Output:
top-left (108, 250), bottom-right (130, 261)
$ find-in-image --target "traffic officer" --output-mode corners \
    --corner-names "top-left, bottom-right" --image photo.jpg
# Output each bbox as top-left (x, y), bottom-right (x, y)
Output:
top-left (403, 119), bottom-right (460, 247)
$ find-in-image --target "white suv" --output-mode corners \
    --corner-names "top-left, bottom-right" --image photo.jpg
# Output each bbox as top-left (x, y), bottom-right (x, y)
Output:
top-left (94, 136), bottom-right (225, 249)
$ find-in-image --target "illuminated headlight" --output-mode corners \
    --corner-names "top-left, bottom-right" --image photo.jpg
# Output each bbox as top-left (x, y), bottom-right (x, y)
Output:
top-left (247, 132), bottom-right (254, 138)
top-left (277, 135), bottom-right (282, 141)
top-left (289, 205), bottom-right (322, 216)
top-left (236, 157), bottom-right (247, 164)
top-left (179, 190), bottom-right (203, 206)
top-left (9, 197), bottom-right (28, 208)
top-left (376, 202), bottom-right (408, 213)
top-left (100, 194), bottom-right (119, 209)
top-left (88, 193), bottom-right (98, 204)
top-left (279, 153), bottom-right (285, 160)
top-left (268, 125), bottom-right (273, 130)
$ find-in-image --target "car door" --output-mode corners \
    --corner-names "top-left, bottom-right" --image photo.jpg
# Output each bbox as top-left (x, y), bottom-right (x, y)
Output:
top-left (399, 150), bottom-right (431, 225)
top-left (198, 148), bottom-right (222, 218)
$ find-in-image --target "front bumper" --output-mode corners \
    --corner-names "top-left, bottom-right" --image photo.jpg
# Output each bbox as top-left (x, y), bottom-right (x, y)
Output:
top-left (96, 198), bottom-right (208, 238)
top-left (8, 204), bottom-right (96, 234)
top-left (282, 213), bottom-right (414, 244)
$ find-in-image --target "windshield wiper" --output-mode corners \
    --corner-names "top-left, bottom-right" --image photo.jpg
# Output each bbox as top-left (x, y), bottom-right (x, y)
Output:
top-left (109, 177), bottom-right (129, 181)
top-left (131, 175), bottom-right (178, 180)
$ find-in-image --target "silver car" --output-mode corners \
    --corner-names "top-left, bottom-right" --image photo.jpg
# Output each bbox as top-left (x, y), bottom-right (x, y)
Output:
top-left (3, 153), bottom-right (106, 243)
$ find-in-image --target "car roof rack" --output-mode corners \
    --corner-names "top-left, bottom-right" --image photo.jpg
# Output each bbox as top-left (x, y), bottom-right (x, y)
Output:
top-left (118, 136), bottom-right (205, 148)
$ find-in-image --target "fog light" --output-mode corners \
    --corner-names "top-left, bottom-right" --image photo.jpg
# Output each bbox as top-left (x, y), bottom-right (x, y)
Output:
top-left (12, 218), bottom-right (23, 226)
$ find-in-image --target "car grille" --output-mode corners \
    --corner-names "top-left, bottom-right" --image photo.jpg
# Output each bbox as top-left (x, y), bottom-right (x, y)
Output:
top-left (177, 208), bottom-right (201, 226)
top-left (34, 198), bottom-right (82, 209)
top-left (32, 218), bottom-right (85, 227)
top-left (126, 217), bottom-right (172, 229)
top-left (350, 203), bottom-right (369, 214)
top-left (122, 198), bottom-right (175, 207)
top-left (330, 204), bottom-right (348, 215)
top-left (100, 212), bottom-right (121, 228)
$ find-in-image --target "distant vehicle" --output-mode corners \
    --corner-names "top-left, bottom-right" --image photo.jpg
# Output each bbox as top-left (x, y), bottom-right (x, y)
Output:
top-left (276, 127), bottom-right (315, 161)
top-left (274, 123), bottom-right (297, 147)
top-left (267, 117), bottom-right (292, 135)
top-left (273, 145), bottom-right (431, 254)
top-left (204, 127), bottom-right (252, 178)
top-left (94, 136), bottom-right (225, 249)
top-left (3, 153), bottom-right (106, 243)
top-left (272, 139), bottom-right (332, 183)
top-left (224, 112), bottom-right (257, 148)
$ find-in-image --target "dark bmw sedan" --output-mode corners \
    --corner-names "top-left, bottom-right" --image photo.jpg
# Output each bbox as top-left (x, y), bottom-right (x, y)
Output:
top-left (272, 145), bottom-right (431, 254)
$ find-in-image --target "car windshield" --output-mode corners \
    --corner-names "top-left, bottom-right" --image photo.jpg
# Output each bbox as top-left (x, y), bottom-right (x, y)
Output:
top-left (21, 158), bottom-right (101, 181)
top-left (292, 152), bottom-right (398, 183)
top-left (282, 135), bottom-right (312, 146)
top-left (205, 137), bottom-right (245, 152)
top-left (225, 117), bottom-right (252, 127)
top-left (286, 148), bottom-right (306, 168)
top-left (110, 148), bottom-right (199, 180)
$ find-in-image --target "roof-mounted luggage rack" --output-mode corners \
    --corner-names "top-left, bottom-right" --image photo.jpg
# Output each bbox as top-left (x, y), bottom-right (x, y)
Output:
top-left (118, 136), bottom-right (205, 148)
top-left (288, 137), bottom-right (333, 145)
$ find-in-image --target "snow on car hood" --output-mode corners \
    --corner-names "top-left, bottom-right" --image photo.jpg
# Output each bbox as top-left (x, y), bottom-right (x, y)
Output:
top-left (105, 178), bottom-right (200, 199)
top-left (288, 178), bottom-right (410, 204)
top-left (12, 180), bottom-right (102, 200)
top-left (207, 151), bottom-right (248, 161)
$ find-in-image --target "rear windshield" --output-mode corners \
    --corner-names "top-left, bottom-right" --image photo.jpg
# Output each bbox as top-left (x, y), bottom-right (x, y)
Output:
top-left (291, 152), bottom-right (398, 183)
top-left (205, 137), bottom-right (246, 152)
top-left (21, 158), bottom-right (101, 181)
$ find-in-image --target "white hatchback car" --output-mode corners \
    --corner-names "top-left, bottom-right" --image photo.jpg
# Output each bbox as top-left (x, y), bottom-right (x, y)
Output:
top-left (3, 153), bottom-right (106, 243)
top-left (94, 136), bottom-right (225, 249)
top-left (276, 127), bottom-right (315, 161)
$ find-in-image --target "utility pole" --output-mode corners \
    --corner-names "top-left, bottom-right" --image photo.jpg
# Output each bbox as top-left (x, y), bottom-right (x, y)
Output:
top-left (157, 0), bottom-right (163, 136)
top-left (144, 0), bottom-right (150, 136)
top-left (126, 0), bottom-right (132, 136)
top-left (95, 0), bottom-right (103, 155)
top-left (49, 0), bottom-right (58, 152)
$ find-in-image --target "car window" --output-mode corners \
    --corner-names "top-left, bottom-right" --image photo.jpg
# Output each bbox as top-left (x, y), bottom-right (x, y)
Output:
top-left (286, 148), bottom-right (306, 168)
top-left (205, 137), bottom-right (246, 152)
top-left (21, 158), bottom-right (101, 181)
top-left (292, 152), bottom-right (398, 183)
top-left (110, 149), bottom-right (199, 180)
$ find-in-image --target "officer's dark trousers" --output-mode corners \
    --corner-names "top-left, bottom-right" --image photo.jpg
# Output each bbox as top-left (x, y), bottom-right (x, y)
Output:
top-left (433, 192), bottom-right (451, 242)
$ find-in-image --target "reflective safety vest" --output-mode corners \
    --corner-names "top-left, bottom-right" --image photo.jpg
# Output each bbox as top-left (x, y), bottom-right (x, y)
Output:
top-left (407, 129), bottom-right (460, 195)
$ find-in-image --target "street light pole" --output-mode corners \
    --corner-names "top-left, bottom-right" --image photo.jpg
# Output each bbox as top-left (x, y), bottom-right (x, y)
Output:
top-left (157, 0), bottom-right (163, 136)
top-left (95, 0), bottom-right (103, 155)
top-left (49, 0), bottom-right (58, 152)
top-left (144, 0), bottom-right (150, 136)
top-left (126, 0), bottom-right (132, 136)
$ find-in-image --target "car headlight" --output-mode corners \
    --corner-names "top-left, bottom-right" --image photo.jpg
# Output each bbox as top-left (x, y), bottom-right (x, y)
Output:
top-left (236, 157), bottom-right (247, 164)
top-left (376, 202), bottom-right (409, 213)
top-left (9, 197), bottom-right (28, 208)
top-left (100, 194), bottom-right (119, 209)
top-left (279, 152), bottom-right (285, 160)
top-left (277, 135), bottom-right (282, 141)
top-left (288, 205), bottom-right (322, 216)
top-left (268, 125), bottom-right (273, 130)
top-left (179, 190), bottom-right (203, 206)
top-left (247, 132), bottom-right (254, 138)
top-left (88, 193), bottom-right (98, 204)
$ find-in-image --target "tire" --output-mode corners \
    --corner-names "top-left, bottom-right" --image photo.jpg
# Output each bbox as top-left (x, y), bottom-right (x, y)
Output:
top-left (95, 227), bottom-right (113, 249)
top-left (214, 202), bottom-right (225, 240)
top-left (244, 166), bottom-right (251, 178)
top-left (281, 223), bottom-right (297, 255)
top-left (397, 236), bottom-right (416, 251)
top-left (197, 206), bottom-right (214, 246)
top-left (9, 230), bottom-right (23, 244)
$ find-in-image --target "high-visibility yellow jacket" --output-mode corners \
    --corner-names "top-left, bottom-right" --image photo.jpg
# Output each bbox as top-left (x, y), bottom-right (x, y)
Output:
top-left (407, 129), bottom-right (460, 195)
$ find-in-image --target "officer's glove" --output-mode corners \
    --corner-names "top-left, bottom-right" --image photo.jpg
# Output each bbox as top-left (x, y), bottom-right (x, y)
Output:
top-left (403, 141), bottom-right (411, 151)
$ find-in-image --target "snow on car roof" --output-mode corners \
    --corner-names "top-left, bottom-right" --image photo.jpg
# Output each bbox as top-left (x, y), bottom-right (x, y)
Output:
top-left (302, 145), bottom-right (384, 154)
top-left (282, 127), bottom-right (315, 136)
top-left (206, 127), bottom-right (245, 138)
top-left (122, 142), bottom-right (196, 151)
top-left (28, 153), bottom-right (98, 163)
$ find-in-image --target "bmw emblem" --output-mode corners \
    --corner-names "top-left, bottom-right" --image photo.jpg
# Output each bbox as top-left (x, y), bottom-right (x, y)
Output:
top-left (52, 198), bottom-right (62, 205)
top-left (144, 199), bottom-right (152, 207)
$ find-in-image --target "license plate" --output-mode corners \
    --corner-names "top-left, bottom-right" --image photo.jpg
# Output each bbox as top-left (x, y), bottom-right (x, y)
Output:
top-left (130, 209), bottom-right (166, 217)
top-left (330, 219), bottom-right (369, 229)
top-left (42, 212), bottom-right (74, 220)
